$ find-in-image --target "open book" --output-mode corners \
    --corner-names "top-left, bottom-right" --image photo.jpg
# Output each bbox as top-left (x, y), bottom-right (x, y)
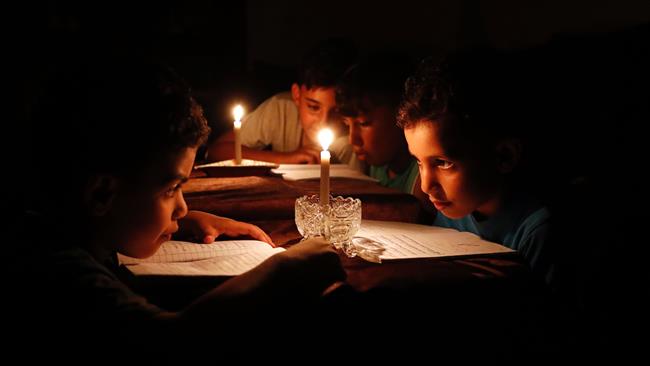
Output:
top-left (118, 240), bottom-right (284, 276)
top-left (353, 220), bottom-right (515, 262)
top-left (272, 164), bottom-right (378, 182)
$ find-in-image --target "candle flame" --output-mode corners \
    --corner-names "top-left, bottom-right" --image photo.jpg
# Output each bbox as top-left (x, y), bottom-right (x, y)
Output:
top-left (233, 105), bottom-right (244, 121)
top-left (317, 128), bottom-right (334, 150)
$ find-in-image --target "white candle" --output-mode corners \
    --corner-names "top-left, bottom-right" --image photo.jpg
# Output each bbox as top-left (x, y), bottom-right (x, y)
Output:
top-left (320, 150), bottom-right (330, 207)
top-left (233, 105), bottom-right (244, 165)
top-left (317, 129), bottom-right (334, 208)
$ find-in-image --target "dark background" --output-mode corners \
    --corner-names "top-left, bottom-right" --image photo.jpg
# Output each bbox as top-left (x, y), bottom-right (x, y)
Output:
top-left (8, 0), bottom-right (650, 135)
top-left (4, 1), bottom-right (650, 359)
top-left (7, 0), bottom-right (649, 207)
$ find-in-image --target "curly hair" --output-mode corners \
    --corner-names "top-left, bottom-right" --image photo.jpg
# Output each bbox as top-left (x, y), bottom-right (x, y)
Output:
top-left (397, 49), bottom-right (525, 158)
top-left (297, 38), bottom-right (358, 89)
top-left (29, 56), bottom-right (211, 209)
top-left (335, 52), bottom-right (414, 118)
top-left (34, 57), bottom-right (210, 175)
top-left (396, 57), bottom-right (452, 130)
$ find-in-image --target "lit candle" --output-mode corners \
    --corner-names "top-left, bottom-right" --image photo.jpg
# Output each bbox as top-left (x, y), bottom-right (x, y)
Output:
top-left (233, 105), bottom-right (244, 165)
top-left (318, 128), bottom-right (334, 208)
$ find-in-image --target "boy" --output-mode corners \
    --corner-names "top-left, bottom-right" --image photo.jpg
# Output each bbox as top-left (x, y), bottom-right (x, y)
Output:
top-left (206, 38), bottom-right (361, 168)
top-left (336, 55), bottom-right (433, 211)
top-left (397, 51), bottom-right (554, 285)
top-left (9, 57), bottom-right (345, 359)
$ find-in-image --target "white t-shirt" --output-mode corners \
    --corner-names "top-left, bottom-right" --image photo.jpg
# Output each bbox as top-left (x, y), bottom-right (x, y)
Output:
top-left (240, 91), bottom-right (362, 170)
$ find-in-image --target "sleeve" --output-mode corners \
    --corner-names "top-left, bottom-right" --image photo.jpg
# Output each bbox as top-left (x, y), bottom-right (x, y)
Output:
top-left (518, 212), bottom-right (555, 286)
top-left (60, 251), bottom-right (166, 322)
top-left (15, 248), bottom-right (169, 351)
top-left (239, 95), bottom-right (281, 150)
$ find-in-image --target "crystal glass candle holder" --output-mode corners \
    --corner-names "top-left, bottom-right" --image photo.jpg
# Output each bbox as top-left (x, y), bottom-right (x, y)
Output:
top-left (294, 194), bottom-right (326, 239)
top-left (295, 194), bottom-right (362, 257)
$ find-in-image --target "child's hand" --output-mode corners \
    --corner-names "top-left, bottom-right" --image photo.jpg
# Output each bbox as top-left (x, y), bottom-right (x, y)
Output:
top-left (179, 210), bottom-right (274, 246)
top-left (272, 237), bottom-right (346, 295)
top-left (194, 237), bottom-right (344, 317)
top-left (287, 147), bottom-right (320, 164)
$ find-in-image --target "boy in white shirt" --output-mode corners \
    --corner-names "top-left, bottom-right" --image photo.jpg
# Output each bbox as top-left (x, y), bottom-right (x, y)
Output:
top-left (207, 38), bottom-right (361, 170)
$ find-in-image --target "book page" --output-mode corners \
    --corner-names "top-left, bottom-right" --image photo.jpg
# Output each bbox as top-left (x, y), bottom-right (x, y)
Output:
top-left (272, 164), bottom-right (378, 182)
top-left (355, 220), bottom-right (514, 260)
top-left (118, 240), bottom-right (285, 276)
top-left (273, 164), bottom-right (350, 171)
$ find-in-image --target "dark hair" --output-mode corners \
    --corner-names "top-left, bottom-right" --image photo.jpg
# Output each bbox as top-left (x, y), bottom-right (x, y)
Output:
top-left (297, 38), bottom-right (358, 89)
top-left (397, 49), bottom-right (525, 158)
top-left (29, 56), bottom-right (210, 207)
top-left (336, 53), bottom-right (414, 118)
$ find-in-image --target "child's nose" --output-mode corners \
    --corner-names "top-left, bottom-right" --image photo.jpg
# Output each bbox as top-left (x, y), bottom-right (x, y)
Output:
top-left (173, 191), bottom-right (189, 220)
top-left (318, 110), bottom-right (329, 124)
top-left (349, 125), bottom-right (362, 146)
top-left (419, 167), bottom-right (438, 194)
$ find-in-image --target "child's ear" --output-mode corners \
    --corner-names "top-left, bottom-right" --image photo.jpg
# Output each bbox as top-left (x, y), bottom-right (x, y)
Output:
top-left (84, 175), bottom-right (118, 216)
top-left (495, 138), bottom-right (522, 173)
top-left (291, 83), bottom-right (301, 105)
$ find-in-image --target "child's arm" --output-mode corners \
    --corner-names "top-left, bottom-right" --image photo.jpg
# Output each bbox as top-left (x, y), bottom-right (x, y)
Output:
top-left (178, 237), bottom-right (345, 321)
top-left (177, 210), bottom-right (274, 246)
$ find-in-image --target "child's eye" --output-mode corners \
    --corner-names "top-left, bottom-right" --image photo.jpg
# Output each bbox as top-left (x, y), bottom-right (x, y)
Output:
top-left (435, 159), bottom-right (454, 170)
top-left (307, 104), bottom-right (320, 112)
top-left (359, 120), bottom-right (372, 127)
top-left (165, 184), bottom-right (182, 197)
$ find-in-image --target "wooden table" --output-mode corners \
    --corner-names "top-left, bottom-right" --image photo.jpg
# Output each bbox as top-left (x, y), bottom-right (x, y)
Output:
top-left (183, 176), bottom-right (425, 223)
top-left (124, 174), bottom-right (552, 360)
top-left (177, 175), bottom-right (536, 298)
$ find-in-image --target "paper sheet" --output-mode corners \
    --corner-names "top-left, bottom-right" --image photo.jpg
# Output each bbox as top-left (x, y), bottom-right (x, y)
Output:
top-left (272, 164), bottom-right (378, 182)
top-left (118, 240), bottom-right (285, 276)
top-left (355, 220), bottom-right (514, 260)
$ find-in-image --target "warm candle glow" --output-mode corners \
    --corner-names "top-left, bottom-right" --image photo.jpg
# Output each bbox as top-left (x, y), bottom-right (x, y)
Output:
top-left (317, 128), bottom-right (334, 151)
top-left (233, 105), bottom-right (244, 122)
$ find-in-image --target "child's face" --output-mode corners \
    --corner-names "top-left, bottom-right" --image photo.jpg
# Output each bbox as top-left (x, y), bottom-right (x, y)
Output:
top-left (292, 84), bottom-right (337, 146)
top-left (405, 122), bottom-right (502, 218)
top-left (343, 105), bottom-right (404, 166)
top-left (105, 147), bottom-right (197, 258)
